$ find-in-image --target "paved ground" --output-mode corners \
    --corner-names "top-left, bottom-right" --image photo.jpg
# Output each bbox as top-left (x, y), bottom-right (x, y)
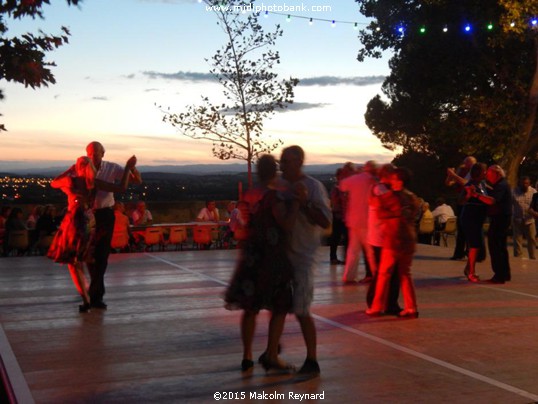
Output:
top-left (1, 243), bottom-right (538, 403)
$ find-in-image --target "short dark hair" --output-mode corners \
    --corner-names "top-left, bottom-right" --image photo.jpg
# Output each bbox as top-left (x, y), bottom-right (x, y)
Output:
top-left (257, 154), bottom-right (277, 183)
top-left (394, 167), bottom-right (412, 187)
top-left (470, 163), bottom-right (487, 180)
top-left (282, 145), bottom-right (305, 164)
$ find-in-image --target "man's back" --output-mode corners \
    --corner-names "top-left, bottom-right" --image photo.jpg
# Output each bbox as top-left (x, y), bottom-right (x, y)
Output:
top-left (340, 172), bottom-right (375, 228)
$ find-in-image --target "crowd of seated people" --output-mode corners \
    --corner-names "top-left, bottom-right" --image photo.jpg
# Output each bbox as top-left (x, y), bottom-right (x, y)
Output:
top-left (0, 204), bottom-right (61, 256)
top-left (0, 200), bottom-right (234, 255)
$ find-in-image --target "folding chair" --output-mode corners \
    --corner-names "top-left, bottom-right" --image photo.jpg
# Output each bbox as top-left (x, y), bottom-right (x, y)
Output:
top-left (168, 226), bottom-right (187, 251)
top-left (144, 227), bottom-right (163, 251)
top-left (193, 225), bottom-right (212, 249)
top-left (439, 216), bottom-right (457, 247)
top-left (7, 229), bottom-right (29, 256)
top-left (418, 217), bottom-right (435, 245)
top-left (111, 230), bottom-right (130, 252)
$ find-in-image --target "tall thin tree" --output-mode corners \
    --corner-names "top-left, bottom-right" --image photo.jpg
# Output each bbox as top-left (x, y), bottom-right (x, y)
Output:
top-left (161, 0), bottom-right (298, 189)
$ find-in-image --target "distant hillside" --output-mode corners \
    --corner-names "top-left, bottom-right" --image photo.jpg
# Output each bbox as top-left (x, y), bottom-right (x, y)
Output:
top-left (1, 163), bottom-right (344, 177)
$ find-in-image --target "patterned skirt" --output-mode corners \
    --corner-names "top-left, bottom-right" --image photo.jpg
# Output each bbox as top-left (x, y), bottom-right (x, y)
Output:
top-left (47, 207), bottom-right (94, 265)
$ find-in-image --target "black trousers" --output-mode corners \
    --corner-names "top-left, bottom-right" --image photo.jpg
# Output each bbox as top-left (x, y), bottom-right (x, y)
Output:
top-left (88, 207), bottom-right (115, 303)
top-left (487, 214), bottom-right (511, 281)
top-left (453, 205), bottom-right (467, 258)
top-left (367, 246), bottom-right (401, 311)
top-left (329, 215), bottom-right (348, 261)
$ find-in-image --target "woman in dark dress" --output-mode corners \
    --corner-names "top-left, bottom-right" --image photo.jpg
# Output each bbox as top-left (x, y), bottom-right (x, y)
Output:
top-left (459, 163), bottom-right (488, 282)
top-left (225, 154), bottom-right (301, 372)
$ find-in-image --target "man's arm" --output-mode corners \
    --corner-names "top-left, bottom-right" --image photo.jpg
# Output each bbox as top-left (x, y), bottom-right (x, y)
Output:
top-left (95, 155), bottom-right (138, 193)
top-left (301, 181), bottom-right (331, 229)
top-left (445, 167), bottom-right (467, 188)
top-left (529, 193), bottom-right (538, 218)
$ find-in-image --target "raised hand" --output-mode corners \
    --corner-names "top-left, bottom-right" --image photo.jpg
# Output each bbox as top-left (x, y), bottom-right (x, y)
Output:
top-left (126, 155), bottom-right (137, 169)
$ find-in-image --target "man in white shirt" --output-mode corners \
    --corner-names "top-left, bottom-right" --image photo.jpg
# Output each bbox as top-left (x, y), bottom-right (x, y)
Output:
top-left (431, 197), bottom-right (455, 245)
top-left (132, 201), bottom-right (153, 225)
top-left (86, 141), bottom-right (142, 309)
top-left (279, 145), bottom-right (331, 375)
top-left (340, 161), bottom-right (377, 283)
top-left (512, 176), bottom-right (536, 259)
top-left (196, 200), bottom-right (220, 222)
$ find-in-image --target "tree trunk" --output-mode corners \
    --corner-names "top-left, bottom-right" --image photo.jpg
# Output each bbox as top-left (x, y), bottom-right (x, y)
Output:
top-left (247, 159), bottom-right (253, 190)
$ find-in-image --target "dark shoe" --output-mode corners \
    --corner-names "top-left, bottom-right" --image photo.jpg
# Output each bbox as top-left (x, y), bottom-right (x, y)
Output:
top-left (358, 276), bottom-right (373, 284)
top-left (298, 358), bottom-right (320, 375)
top-left (330, 259), bottom-right (345, 265)
top-left (91, 301), bottom-right (108, 310)
top-left (241, 359), bottom-right (254, 371)
top-left (385, 306), bottom-right (403, 316)
top-left (487, 277), bottom-right (505, 284)
top-left (398, 309), bottom-right (419, 319)
top-left (257, 344), bottom-right (282, 364)
top-left (259, 356), bottom-right (295, 373)
top-left (78, 303), bottom-right (91, 313)
top-left (450, 255), bottom-right (465, 261)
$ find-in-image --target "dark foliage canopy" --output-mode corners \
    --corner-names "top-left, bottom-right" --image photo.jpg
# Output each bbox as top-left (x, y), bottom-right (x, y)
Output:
top-left (0, 0), bottom-right (82, 131)
top-left (355, 0), bottom-right (538, 184)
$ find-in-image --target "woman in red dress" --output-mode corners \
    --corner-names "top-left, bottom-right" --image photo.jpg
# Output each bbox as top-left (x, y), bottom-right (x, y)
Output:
top-left (48, 156), bottom-right (131, 312)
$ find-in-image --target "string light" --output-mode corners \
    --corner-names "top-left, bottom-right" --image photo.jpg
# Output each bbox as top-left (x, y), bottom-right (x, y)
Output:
top-left (261, 10), bottom-right (369, 29)
top-left (204, 5), bottom-right (538, 33)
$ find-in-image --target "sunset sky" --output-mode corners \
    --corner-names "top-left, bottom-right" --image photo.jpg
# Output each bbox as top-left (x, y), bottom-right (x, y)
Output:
top-left (1, 0), bottom-right (395, 171)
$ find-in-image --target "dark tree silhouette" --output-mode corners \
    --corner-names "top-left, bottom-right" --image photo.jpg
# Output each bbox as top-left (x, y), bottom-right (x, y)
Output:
top-left (1, 0), bottom-right (82, 131)
top-left (356, 0), bottom-right (538, 185)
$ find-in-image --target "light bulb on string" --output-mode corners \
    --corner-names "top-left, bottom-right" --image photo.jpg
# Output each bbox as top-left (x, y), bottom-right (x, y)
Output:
top-left (510, 21), bottom-right (515, 27)
top-left (309, 18), bottom-right (313, 26)
top-left (487, 23), bottom-right (493, 30)
top-left (354, 22), bottom-right (358, 30)
top-left (286, 14), bottom-right (291, 22)
top-left (264, 11), bottom-right (269, 18)
top-left (464, 24), bottom-right (472, 33)
top-left (419, 26), bottom-right (426, 34)
top-left (531, 18), bottom-right (538, 27)
top-left (442, 26), bottom-right (448, 33)
top-left (331, 20), bottom-right (336, 28)
top-left (397, 26), bottom-right (405, 36)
